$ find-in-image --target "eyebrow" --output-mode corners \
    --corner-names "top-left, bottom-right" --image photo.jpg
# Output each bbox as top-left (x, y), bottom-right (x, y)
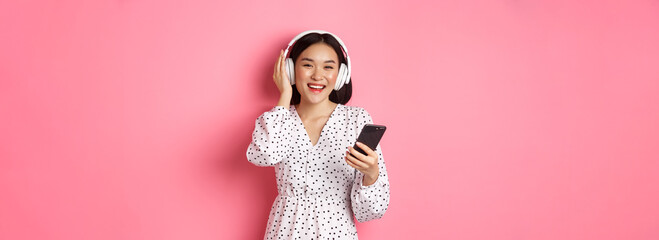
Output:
top-left (301, 57), bottom-right (336, 64)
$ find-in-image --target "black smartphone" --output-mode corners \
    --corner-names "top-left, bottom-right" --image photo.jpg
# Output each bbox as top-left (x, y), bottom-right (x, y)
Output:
top-left (352, 124), bottom-right (387, 157)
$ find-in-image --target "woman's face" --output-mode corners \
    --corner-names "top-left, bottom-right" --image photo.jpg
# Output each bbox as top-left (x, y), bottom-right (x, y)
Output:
top-left (294, 42), bottom-right (339, 105)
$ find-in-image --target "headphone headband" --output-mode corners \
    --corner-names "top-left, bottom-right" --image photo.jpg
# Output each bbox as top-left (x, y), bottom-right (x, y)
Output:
top-left (283, 30), bottom-right (350, 59)
top-left (283, 30), bottom-right (351, 89)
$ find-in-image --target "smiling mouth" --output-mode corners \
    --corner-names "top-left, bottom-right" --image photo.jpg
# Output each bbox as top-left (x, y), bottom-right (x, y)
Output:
top-left (308, 84), bottom-right (326, 92)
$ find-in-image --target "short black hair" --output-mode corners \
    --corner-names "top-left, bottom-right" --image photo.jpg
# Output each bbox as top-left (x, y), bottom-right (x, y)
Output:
top-left (288, 32), bottom-right (352, 105)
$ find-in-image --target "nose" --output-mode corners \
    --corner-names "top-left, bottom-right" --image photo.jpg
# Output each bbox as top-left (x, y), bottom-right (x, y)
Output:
top-left (311, 69), bottom-right (324, 81)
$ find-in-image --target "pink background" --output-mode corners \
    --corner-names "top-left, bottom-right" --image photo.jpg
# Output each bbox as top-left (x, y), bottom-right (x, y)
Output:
top-left (2, 0), bottom-right (658, 239)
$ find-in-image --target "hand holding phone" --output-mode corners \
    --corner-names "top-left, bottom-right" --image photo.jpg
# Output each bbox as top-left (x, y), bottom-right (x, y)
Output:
top-left (346, 124), bottom-right (387, 185)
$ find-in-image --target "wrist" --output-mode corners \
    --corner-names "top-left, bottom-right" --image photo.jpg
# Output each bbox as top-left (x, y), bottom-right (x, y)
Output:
top-left (277, 91), bottom-right (292, 109)
top-left (362, 172), bottom-right (379, 186)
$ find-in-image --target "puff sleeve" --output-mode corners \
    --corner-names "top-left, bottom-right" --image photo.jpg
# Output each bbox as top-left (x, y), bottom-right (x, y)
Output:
top-left (350, 108), bottom-right (391, 222)
top-left (246, 106), bottom-right (292, 167)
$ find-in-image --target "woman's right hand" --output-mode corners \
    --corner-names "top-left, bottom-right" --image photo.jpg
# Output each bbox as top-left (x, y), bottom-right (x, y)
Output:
top-left (274, 49), bottom-right (293, 96)
top-left (274, 50), bottom-right (293, 109)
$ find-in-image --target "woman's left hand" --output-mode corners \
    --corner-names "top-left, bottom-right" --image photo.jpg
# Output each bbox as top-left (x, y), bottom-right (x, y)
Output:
top-left (345, 142), bottom-right (379, 186)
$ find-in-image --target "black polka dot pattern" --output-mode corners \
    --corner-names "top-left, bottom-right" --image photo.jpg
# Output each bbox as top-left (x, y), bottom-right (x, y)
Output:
top-left (246, 104), bottom-right (390, 239)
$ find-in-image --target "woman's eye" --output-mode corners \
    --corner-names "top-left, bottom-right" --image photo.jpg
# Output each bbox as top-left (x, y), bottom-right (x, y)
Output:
top-left (303, 64), bottom-right (312, 67)
top-left (324, 66), bottom-right (334, 69)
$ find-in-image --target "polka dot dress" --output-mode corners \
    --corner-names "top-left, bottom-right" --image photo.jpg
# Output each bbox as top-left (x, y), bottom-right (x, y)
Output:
top-left (246, 104), bottom-right (390, 239)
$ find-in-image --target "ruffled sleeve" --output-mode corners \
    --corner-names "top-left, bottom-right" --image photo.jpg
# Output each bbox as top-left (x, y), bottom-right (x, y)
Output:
top-left (246, 106), bottom-right (292, 167)
top-left (350, 108), bottom-right (391, 222)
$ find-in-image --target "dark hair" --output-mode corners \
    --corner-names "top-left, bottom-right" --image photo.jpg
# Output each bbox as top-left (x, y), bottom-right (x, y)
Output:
top-left (288, 32), bottom-right (352, 105)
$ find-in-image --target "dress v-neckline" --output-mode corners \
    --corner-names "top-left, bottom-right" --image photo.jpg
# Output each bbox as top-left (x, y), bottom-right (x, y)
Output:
top-left (292, 104), bottom-right (340, 148)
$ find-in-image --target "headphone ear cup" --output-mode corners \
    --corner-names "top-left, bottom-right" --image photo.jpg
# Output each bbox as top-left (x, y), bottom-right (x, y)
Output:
top-left (335, 63), bottom-right (348, 90)
top-left (285, 58), bottom-right (295, 85)
top-left (341, 63), bottom-right (350, 85)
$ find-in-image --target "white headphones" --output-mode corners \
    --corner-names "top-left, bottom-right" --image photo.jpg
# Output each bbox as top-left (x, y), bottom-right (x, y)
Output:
top-left (283, 30), bottom-right (352, 91)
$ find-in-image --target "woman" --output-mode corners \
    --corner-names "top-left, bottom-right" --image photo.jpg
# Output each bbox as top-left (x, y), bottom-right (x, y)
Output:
top-left (246, 30), bottom-right (390, 239)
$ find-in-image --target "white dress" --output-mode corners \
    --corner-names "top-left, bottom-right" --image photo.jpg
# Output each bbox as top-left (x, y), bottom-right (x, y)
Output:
top-left (246, 104), bottom-right (390, 239)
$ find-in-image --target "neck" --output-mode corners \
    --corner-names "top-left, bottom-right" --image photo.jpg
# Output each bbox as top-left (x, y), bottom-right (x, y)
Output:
top-left (296, 100), bottom-right (338, 119)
